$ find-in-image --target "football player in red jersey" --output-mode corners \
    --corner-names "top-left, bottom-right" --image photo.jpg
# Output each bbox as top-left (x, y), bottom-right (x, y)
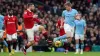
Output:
top-left (22, 3), bottom-right (47, 55)
top-left (4, 9), bottom-right (18, 56)
top-left (56, 17), bottom-right (68, 54)
top-left (56, 17), bottom-right (65, 36)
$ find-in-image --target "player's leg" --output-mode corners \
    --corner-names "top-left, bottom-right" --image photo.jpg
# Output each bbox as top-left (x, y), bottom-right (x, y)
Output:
top-left (0, 31), bottom-right (8, 47)
top-left (54, 34), bottom-right (67, 42)
top-left (11, 33), bottom-right (17, 54)
top-left (61, 39), bottom-right (69, 54)
top-left (33, 24), bottom-right (48, 39)
top-left (54, 24), bottom-right (73, 42)
top-left (80, 35), bottom-right (84, 54)
top-left (7, 34), bottom-right (12, 56)
top-left (75, 34), bottom-right (80, 54)
top-left (25, 29), bottom-right (34, 49)
top-left (39, 25), bottom-right (47, 35)
top-left (22, 29), bottom-right (34, 55)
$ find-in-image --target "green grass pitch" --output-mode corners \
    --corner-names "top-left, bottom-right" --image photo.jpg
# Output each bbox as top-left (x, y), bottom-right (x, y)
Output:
top-left (0, 52), bottom-right (100, 56)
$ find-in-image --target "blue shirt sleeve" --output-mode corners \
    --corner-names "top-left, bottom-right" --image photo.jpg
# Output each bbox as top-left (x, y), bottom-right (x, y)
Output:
top-left (62, 11), bottom-right (65, 17)
top-left (83, 20), bottom-right (86, 27)
top-left (2, 16), bottom-right (4, 22)
top-left (75, 10), bottom-right (78, 15)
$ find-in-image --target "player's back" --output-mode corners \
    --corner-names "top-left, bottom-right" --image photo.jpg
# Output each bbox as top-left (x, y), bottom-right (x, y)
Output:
top-left (62, 9), bottom-right (78, 27)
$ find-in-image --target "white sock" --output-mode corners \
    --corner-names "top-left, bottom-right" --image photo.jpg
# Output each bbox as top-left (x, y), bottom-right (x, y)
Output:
top-left (76, 49), bottom-right (79, 53)
top-left (80, 49), bottom-right (83, 53)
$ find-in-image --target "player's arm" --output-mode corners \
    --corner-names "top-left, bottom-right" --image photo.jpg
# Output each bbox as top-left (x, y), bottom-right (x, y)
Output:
top-left (4, 16), bottom-right (7, 30)
top-left (84, 20), bottom-right (87, 35)
top-left (74, 10), bottom-right (79, 18)
top-left (56, 20), bottom-right (60, 32)
top-left (15, 16), bottom-right (18, 30)
top-left (2, 16), bottom-right (5, 30)
top-left (60, 17), bottom-right (64, 29)
top-left (33, 18), bottom-right (41, 24)
top-left (62, 11), bottom-right (65, 18)
top-left (56, 20), bottom-right (59, 28)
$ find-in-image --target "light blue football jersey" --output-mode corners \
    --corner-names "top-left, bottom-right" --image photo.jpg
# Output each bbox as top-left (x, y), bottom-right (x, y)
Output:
top-left (74, 19), bottom-right (86, 35)
top-left (0, 15), bottom-right (4, 30)
top-left (62, 9), bottom-right (78, 27)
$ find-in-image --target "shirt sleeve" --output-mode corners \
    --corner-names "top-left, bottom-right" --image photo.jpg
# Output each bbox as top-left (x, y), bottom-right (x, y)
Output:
top-left (2, 16), bottom-right (4, 22)
top-left (4, 16), bottom-right (7, 28)
top-left (83, 20), bottom-right (86, 27)
top-left (62, 11), bottom-right (65, 17)
top-left (56, 20), bottom-right (60, 28)
top-left (33, 18), bottom-right (40, 23)
top-left (75, 10), bottom-right (78, 15)
top-left (23, 11), bottom-right (33, 19)
top-left (15, 16), bottom-right (18, 29)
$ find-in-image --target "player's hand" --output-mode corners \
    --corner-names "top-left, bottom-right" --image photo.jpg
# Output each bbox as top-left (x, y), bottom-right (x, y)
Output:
top-left (33, 14), bottom-right (38, 18)
top-left (60, 26), bottom-right (63, 29)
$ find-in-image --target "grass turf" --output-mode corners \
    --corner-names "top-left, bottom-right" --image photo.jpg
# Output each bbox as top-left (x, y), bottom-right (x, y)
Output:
top-left (0, 52), bottom-right (100, 56)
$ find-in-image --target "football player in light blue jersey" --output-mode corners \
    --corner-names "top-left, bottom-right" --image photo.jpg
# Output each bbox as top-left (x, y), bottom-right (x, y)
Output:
top-left (62, 2), bottom-right (78, 39)
top-left (0, 14), bottom-right (8, 48)
top-left (74, 13), bottom-right (86, 54)
top-left (54, 2), bottom-right (78, 54)
top-left (54, 2), bottom-right (78, 41)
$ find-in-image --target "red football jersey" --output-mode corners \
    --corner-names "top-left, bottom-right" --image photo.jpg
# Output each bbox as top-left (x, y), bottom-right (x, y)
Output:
top-left (23, 10), bottom-right (40, 29)
top-left (56, 19), bottom-right (65, 36)
top-left (4, 15), bottom-right (17, 35)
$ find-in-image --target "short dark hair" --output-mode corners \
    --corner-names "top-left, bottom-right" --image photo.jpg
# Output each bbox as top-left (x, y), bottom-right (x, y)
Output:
top-left (64, 2), bottom-right (72, 7)
top-left (27, 3), bottom-right (34, 8)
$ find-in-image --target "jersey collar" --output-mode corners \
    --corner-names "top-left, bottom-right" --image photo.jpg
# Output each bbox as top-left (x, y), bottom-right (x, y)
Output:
top-left (8, 15), bottom-right (13, 18)
top-left (67, 8), bottom-right (72, 12)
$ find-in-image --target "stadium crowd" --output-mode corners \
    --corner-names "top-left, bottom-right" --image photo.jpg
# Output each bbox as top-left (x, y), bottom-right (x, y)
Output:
top-left (0, 0), bottom-right (100, 52)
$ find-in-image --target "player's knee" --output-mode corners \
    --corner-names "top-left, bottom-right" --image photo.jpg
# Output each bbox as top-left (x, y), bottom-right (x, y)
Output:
top-left (39, 25), bottom-right (45, 31)
top-left (12, 39), bottom-right (17, 42)
top-left (75, 39), bottom-right (79, 44)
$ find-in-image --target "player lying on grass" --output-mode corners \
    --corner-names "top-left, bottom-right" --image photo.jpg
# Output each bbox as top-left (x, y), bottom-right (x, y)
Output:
top-left (22, 3), bottom-right (47, 55)
top-left (74, 13), bottom-right (86, 54)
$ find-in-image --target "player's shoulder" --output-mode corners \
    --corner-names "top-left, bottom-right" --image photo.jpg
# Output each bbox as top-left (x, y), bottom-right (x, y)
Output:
top-left (0, 15), bottom-right (4, 17)
top-left (72, 9), bottom-right (78, 12)
top-left (13, 16), bottom-right (17, 17)
top-left (4, 16), bottom-right (8, 18)
top-left (24, 10), bottom-right (28, 14)
top-left (57, 19), bottom-right (61, 23)
top-left (74, 20), bottom-right (78, 22)
top-left (81, 19), bottom-right (85, 22)
top-left (62, 10), bottom-right (67, 13)
top-left (13, 16), bottom-right (17, 18)
top-left (81, 19), bottom-right (86, 23)
top-left (63, 10), bottom-right (66, 12)
top-left (4, 16), bottom-right (8, 20)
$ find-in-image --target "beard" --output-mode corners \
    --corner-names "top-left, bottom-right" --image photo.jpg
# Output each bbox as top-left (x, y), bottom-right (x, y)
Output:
top-left (9, 13), bottom-right (13, 16)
